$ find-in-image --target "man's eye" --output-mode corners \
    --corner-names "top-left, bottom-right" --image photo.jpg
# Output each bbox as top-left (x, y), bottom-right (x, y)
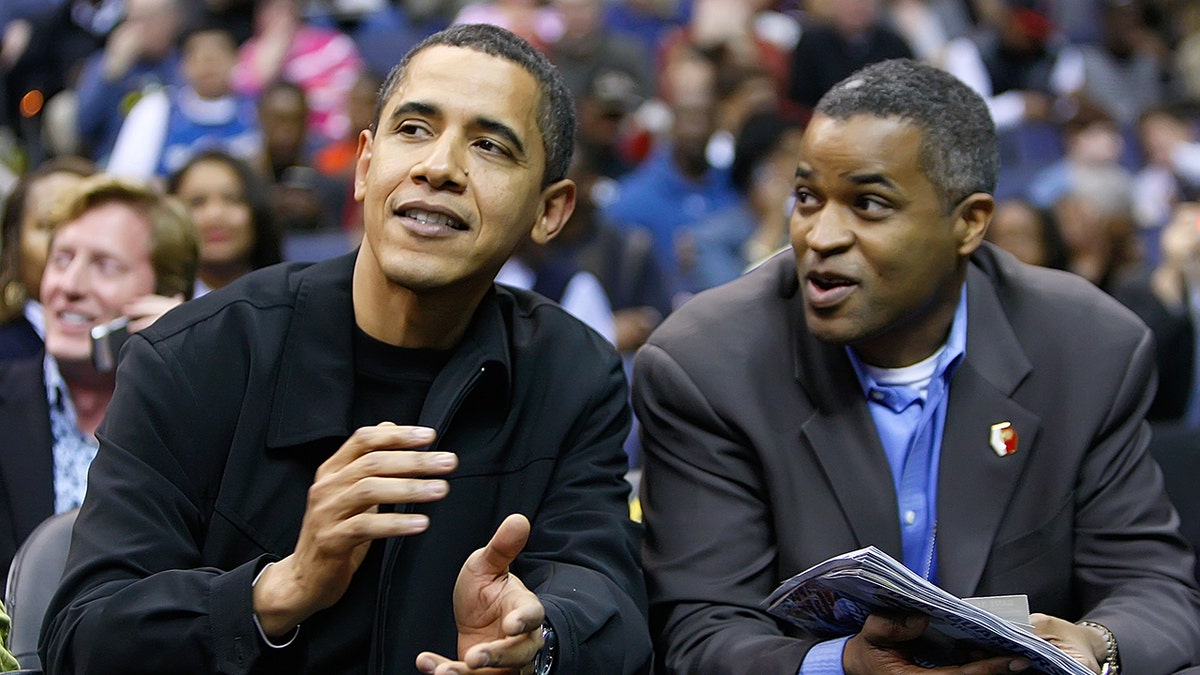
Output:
top-left (475, 138), bottom-right (509, 156)
top-left (858, 196), bottom-right (892, 214)
top-left (397, 122), bottom-right (430, 137)
top-left (794, 188), bottom-right (818, 206)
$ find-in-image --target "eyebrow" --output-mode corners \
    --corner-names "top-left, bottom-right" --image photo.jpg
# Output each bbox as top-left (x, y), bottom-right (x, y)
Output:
top-left (847, 172), bottom-right (898, 190)
top-left (387, 100), bottom-right (527, 159)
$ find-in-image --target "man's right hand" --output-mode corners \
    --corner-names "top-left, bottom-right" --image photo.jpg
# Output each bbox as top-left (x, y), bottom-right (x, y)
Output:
top-left (843, 613), bottom-right (1031, 674)
top-left (252, 423), bottom-right (456, 637)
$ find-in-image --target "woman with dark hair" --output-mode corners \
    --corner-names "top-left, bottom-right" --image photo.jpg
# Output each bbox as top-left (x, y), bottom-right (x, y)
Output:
top-left (167, 149), bottom-right (282, 295)
top-left (0, 156), bottom-right (98, 357)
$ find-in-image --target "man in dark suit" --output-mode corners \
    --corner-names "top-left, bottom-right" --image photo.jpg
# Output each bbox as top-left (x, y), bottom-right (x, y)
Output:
top-left (635, 59), bottom-right (1200, 674)
top-left (41, 24), bottom-right (651, 675)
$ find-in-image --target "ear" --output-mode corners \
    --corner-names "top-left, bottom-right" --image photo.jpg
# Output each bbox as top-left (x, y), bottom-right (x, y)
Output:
top-left (954, 192), bottom-right (995, 257)
top-left (352, 129), bottom-right (374, 203)
top-left (529, 179), bottom-right (576, 245)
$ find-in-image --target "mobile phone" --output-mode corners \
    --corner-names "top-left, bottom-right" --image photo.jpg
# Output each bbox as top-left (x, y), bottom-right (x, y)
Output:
top-left (90, 317), bottom-right (131, 373)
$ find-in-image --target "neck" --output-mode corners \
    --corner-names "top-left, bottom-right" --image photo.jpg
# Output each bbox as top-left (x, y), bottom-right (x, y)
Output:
top-left (351, 248), bottom-right (486, 350)
top-left (58, 360), bottom-right (116, 437)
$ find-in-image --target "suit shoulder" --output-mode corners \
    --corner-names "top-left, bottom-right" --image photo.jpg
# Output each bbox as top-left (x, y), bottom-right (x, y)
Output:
top-left (649, 252), bottom-right (795, 359)
top-left (973, 245), bottom-right (1149, 344)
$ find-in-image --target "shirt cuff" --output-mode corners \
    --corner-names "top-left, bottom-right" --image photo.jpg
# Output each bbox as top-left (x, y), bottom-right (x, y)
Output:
top-left (251, 561), bottom-right (299, 649)
top-left (799, 636), bottom-right (849, 675)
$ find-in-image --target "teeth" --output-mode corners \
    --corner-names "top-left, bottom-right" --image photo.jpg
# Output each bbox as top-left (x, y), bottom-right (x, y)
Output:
top-left (60, 312), bottom-right (93, 325)
top-left (403, 209), bottom-right (457, 227)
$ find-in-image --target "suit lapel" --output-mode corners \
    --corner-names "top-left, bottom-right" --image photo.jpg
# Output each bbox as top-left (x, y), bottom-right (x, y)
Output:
top-left (0, 354), bottom-right (56, 541)
top-left (936, 263), bottom-right (1040, 597)
top-left (790, 281), bottom-right (904, 560)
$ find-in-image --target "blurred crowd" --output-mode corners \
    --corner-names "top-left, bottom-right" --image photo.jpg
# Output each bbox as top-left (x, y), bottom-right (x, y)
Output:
top-left (5, 0), bottom-right (1200, 427)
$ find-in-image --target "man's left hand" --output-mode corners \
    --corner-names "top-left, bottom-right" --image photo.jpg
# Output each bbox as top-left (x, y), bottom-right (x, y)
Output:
top-left (416, 514), bottom-right (546, 675)
top-left (1031, 613), bottom-right (1104, 674)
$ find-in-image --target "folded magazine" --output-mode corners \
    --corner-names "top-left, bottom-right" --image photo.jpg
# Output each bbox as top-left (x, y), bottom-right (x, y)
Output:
top-left (763, 546), bottom-right (1091, 674)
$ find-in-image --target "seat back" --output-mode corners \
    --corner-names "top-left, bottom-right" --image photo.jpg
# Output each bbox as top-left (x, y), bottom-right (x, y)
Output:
top-left (4, 509), bottom-right (76, 671)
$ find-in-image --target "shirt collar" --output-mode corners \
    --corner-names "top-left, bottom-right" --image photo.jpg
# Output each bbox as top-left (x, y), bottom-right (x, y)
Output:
top-left (847, 284), bottom-right (968, 399)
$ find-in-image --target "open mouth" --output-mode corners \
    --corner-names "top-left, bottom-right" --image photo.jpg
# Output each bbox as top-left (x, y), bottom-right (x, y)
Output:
top-left (397, 207), bottom-right (468, 231)
top-left (805, 272), bottom-right (858, 308)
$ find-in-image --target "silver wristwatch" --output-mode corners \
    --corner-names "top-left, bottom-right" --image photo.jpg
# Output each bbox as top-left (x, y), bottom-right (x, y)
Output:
top-left (531, 623), bottom-right (557, 675)
top-left (1079, 620), bottom-right (1120, 674)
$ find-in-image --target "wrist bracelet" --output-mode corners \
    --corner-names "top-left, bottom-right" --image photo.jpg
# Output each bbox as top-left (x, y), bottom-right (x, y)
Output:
top-left (1079, 620), bottom-right (1120, 675)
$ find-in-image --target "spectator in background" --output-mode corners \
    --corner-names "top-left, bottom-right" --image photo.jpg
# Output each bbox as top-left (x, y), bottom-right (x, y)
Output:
top-left (576, 66), bottom-right (645, 180)
top-left (314, 71), bottom-right (381, 231)
top-left (0, 175), bottom-right (197, 596)
top-left (1050, 0), bottom-right (1169, 128)
top-left (0, 599), bottom-right (15, 670)
top-left (603, 51), bottom-right (739, 301)
top-left (233, 0), bottom-right (364, 146)
top-left (984, 197), bottom-right (1069, 270)
top-left (1, 0), bottom-right (121, 163)
top-left (680, 109), bottom-right (800, 292)
top-left (168, 149), bottom-right (282, 296)
top-left (106, 24), bottom-right (259, 181)
top-left (940, 2), bottom-right (1058, 132)
top-left (255, 80), bottom-right (344, 232)
top-left (74, 0), bottom-right (184, 163)
top-left (549, 0), bottom-right (654, 101)
top-left (554, 146), bottom-right (671, 355)
top-left (786, 0), bottom-right (913, 112)
top-left (496, 238), bottom-right (618, 345)
top-left (452, 0), bottom-right (565, 53)
top-left (604, 0), bottom-right (691, 58)
top-left (1028, 100), bottom-right (1126, 210)
top-left (1053, 163), bottom-right (1141, 293)
top-left (0, 157), bottom-right (98, 348)
top-left (1133, 105), bottom-right (1200, 233)
top-left (1114, 202), bottom-right (1200, 424)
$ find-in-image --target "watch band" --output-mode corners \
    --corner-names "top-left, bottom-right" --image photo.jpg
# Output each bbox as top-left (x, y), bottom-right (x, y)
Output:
top-left (531, 623), bottom-right (557, 675)
top-left (1079, 620), bottom-right (1120, 675)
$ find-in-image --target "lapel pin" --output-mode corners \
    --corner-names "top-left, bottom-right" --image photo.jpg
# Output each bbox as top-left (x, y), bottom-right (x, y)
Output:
top-left (990, 422), bottom-right (1018, 457)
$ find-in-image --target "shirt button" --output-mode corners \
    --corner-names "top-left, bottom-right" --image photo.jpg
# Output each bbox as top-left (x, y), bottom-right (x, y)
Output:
top-left (871, 390), bottom-right (885, 401)
top-left (904, 510), bottom-right (917, 526)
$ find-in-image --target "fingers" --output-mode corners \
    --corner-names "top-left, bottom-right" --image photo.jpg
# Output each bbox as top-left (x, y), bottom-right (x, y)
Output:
top-left (860, 612), bottom-right (931, 646)
top-left (956, 655), bottom-right (1031, 674)
top-left (475, 514), bottom-right (531, 577)
top-left (462, 628), bottom-right (544, 670)
top-left (415, 628), bottom-right (543, 675)
top-left (319, 424), bottom-right (452, 476)
top-left (124, 294), bottom-right (185, 331)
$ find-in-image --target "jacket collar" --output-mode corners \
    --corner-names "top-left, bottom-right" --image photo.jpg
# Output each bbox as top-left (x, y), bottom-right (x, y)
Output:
top-left (266, 253), bottom-right (513, 449)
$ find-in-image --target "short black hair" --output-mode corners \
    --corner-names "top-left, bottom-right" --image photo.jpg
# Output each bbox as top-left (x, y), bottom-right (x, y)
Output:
top-left (373, 23), bottom-right (576, 186)
top-left (815, 59), bottom-right (999, 211)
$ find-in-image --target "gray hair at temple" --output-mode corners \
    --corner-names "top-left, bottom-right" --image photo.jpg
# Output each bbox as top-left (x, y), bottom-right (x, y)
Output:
top-left (373, 23), bottom-right (576, 187)
top-left (815, 59), bottom-right (999, 212)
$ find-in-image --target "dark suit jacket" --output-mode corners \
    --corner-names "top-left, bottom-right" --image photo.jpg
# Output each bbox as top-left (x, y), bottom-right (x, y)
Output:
top-left (634, 244), bottom-right (1200, 674)
top-left (41, 253), bottom-right (651, 674)
top-left (0, 346), bottom-right (55, 595)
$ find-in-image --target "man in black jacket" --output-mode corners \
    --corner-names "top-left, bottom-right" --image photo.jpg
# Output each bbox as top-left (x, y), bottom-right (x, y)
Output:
top-left (41, 24), bottom-right (651, 675)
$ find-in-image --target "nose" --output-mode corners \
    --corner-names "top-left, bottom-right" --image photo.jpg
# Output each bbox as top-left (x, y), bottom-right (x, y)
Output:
top-left (411, 132), bottom-right (468, 192)
top-left (794, 203), bottom-right (854, 256)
